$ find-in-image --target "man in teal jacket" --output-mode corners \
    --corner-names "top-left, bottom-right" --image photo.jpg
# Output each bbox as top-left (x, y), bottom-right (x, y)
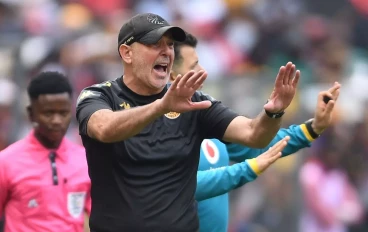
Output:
top-left (172, 33), bottom-right (340, 232)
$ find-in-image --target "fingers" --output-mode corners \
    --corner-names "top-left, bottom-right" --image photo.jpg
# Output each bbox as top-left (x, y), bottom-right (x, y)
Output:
top-left (328, 82), bottom-right (341, 101)
top-left (327, 82), bottom-right (341, 94)
top-left (275, 62), bottom-right (300, 87)
top-left (318, 82), bottom-right (341, 105)
top-left (275, 66), bottom-right (286, 88)
top-left (272, 136), bottom-right (290, 152)
top-left (283, 62), bottom-right (292, 85)
top-left (318, 91), bottom-right (334, 105)
top-left (264, 136), bottom-right (290, 157)
top-left (334, 89), bottom-right (340, 101)
top-left (178, 70), bottom-right (207, 91)
top-left (177, 70), bottom-right (195, 88)
top-left (284, 63), bottom-right (295, 85)
top-left (192, 72), bottom-right (207, 90)
top-left (267, 152), bottom-right (282, 165)
top-left (292, 70), bottom-right (300, 88)
top-left (189, 70), bottom-right (207, 90)
top-left (256, 136), bottom-right (290, 173)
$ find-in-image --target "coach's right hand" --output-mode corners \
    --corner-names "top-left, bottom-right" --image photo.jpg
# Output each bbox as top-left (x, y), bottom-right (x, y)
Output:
top-left (247, 136), bottom-right (290, 175)
top-left (159, 70), bottom-right (212, 113)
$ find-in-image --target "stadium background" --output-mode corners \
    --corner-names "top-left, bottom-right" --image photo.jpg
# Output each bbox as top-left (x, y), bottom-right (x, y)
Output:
top-left (1, 0), bottom-right (368, 231)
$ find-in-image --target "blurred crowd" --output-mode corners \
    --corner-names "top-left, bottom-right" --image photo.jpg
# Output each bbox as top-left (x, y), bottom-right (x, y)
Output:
top-left (1, 0), bottom-right (368, 231)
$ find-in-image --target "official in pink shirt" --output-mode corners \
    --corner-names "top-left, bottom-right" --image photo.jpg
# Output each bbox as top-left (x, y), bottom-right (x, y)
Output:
top-left (0, 72), bottom-right (91, 232)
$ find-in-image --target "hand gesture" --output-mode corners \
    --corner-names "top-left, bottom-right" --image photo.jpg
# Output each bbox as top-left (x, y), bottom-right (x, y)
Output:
top-left (264, 62), bottom-right (300, 113)
top-left (252, 136), bottom-right (290, 174)
top-left (311, 82), bottom-right (341, 134)
top-left (159, 70), bottom-right (211, 113)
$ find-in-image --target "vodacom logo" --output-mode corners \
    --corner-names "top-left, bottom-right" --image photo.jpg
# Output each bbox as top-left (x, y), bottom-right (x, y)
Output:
top-left (201, 139), bottom-right (219, 164)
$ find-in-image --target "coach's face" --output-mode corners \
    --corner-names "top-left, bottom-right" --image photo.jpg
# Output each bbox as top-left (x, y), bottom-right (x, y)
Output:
top-left (130, 34), bottom-right (175, 91)
top-left (170, 45), bottom-right (203, 88)
top-left (28, 93), bottom-right (72, 148)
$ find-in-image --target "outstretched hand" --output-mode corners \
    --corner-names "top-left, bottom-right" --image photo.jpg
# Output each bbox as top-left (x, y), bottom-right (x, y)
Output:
top-left (264, 62), bottom-right (300, 113)
top-left (311, 82), bottom-right (341, 134)
top-left (159, 70), bottom-right (211, 114)
top-left (252, 136), bottom-right (290, 174)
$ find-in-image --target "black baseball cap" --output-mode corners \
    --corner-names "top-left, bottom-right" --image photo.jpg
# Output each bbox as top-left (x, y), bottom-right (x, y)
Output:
top-left (118, 13), bottom-right (187, 48)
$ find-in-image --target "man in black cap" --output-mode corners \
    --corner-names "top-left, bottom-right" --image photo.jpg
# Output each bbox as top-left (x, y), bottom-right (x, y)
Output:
top-left (76, 13), bottom-right (299, 232)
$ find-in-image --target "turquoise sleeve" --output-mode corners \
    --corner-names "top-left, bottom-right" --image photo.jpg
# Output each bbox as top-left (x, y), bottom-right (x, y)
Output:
top-left (227, 124), bottom-right (312, 163)
top-left (195, 161), bottom-right (257, 201)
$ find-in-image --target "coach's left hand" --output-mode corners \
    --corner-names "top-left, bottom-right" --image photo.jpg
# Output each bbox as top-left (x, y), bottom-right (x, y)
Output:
top-left (264, 62), bottom-right (300, 113)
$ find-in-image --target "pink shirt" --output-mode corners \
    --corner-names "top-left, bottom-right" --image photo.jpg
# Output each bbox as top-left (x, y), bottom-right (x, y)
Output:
top-left (0, 130), bottom-right (91, 232)
top-left (299, 160), bottom-right (363, 232)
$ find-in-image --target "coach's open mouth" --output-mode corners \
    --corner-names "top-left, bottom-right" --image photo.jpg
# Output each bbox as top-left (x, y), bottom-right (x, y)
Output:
top-left (153, 64), bottom-right (167, 73)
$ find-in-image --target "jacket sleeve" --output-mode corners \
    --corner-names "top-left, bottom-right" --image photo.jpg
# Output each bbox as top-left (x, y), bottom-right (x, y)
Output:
top-left (195, 160), bottom-right (258, 201)
top-left (227, 124), bottom-right (314, 163)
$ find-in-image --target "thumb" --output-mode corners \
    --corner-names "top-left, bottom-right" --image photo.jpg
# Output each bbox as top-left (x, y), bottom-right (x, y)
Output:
top-left (190, 101), bottom-right (212, 111)
top-left (263, 101), bottom-right (274, 112)
top-left (324, 100), bottom-right (335, 114)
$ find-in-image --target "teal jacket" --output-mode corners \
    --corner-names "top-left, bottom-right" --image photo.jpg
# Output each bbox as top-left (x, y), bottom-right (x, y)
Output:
top-left (195, 124), bottom-right (314, 232)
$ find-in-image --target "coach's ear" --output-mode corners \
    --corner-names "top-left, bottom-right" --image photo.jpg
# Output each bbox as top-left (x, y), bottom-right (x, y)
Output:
top-left (119, 44), bottom-right (132, 64)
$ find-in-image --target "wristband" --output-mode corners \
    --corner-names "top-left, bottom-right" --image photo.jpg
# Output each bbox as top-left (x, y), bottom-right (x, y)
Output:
top-left (304, 119), bottom-right (320, 139)
top-left (264, 99), bottom-right (285, 118)
top-left (265, 110), bottom-right (285, 119)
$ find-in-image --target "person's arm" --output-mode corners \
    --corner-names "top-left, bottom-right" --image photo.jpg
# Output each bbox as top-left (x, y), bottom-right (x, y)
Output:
top-left (226, 81), bottom-right (342, 158)
top-left (0, 155), bottom-right (9, 218)
top-left (222, 113), bottom-right (282, 148)
top-left (76, 81), bottom-right (172, 143)
top-left (84, 213), bottom-right (90, 232)
top-left (210, 62), bottom-right (299, 148)
top-left (77, 71), bottom-right (210, 143)
top-left (87, 102), bottom-right (165, 143)
top-left (195, 138), bottom-right (288, 201)
top-left (196, 161), bottom-right (257, 201)
top-left (227, 123), bottom-right (315, 162)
